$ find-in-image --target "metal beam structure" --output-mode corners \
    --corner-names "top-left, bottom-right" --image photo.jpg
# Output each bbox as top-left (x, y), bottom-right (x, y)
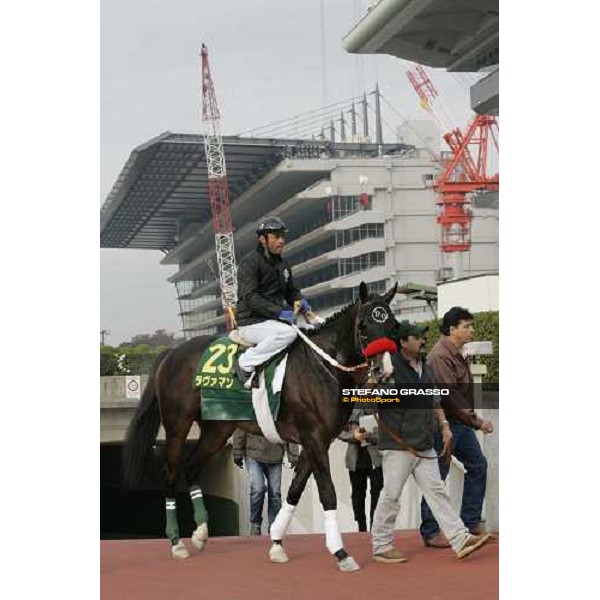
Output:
top-left (343, 0), bottom-right (498, 73)
top-left (100, 135), bottom-right (411, 251)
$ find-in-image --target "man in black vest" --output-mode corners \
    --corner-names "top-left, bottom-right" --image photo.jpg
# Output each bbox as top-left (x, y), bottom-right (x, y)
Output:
top-left (370, 320), bottom-right (491, 564)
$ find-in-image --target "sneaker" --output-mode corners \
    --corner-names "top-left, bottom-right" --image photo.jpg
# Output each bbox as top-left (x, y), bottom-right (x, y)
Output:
top-left (456, 533), bottom-right (492, 559)
top-left (373, 548), bottom-right (408, 564)
top-left (469, 522), bottom-right (498, 541)
top-left (250, 524), bottom-right (262, 536)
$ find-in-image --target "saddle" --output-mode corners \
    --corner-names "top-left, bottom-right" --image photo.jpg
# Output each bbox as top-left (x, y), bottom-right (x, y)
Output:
top-left (194, 336), bottom-right (286, 422)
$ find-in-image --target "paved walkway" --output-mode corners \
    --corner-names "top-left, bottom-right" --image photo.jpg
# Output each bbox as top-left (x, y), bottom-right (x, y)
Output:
top-left (101, 530), bottom-right (498, 600)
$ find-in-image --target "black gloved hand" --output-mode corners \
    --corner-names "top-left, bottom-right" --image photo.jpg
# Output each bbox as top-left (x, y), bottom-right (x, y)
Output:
top-left (233, 455), bottom-right (244, 469)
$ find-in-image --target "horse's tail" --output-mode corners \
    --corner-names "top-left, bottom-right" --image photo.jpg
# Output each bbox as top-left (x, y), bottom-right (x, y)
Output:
top-left (121, 349), bottom-right (169, 488)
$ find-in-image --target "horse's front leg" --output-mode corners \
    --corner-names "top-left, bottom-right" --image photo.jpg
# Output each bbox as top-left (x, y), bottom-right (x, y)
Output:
top-left (268, 449), bottom-right (312, 563)
top-left (309, 442), bottom-right (360, 572)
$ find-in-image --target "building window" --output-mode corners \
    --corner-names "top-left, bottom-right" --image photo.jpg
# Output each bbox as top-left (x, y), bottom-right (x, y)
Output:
top-left (288, 237), bottom-right (336, 265)
top-left (335, 223), bottom-right (384, 247)
top-left (329, 195), bottom-right (372, 221)
top-left (339, 252), bottom-right (385, 277)
top-left (295, 262), bottom-right (340, 290)
top-left (309, 279), bottom-right (388, 312)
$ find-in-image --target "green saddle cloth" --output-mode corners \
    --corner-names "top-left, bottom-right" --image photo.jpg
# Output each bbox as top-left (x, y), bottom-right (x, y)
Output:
top-left (195, 336), bottom-right (283, 421)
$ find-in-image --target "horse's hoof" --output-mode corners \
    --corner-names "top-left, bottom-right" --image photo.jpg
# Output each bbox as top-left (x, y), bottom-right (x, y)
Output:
top-left (269, 543), bottom-right (289, 563)
top-left (191, 523), bottom-right (208, 551)
top-left (191, 537), bottom-right (206, 552)
top-left (338, 556), bottom-right (360, 572)
top-left (171, 541), bottom-right (189, 559)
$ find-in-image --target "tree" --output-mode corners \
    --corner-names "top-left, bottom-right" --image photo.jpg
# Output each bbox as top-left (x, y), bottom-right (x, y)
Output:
top-left (123, 329), bottom-right (183, 348)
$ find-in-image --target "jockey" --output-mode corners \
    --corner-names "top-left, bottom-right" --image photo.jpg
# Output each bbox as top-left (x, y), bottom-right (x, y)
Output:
top-left (234, 216), bottom-right (310, 387)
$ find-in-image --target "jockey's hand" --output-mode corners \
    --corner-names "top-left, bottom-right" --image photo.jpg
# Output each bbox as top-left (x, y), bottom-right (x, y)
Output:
top-left (277, 310), bottom-right (295, 324)
top-left (233, 456), bottom-right (244, 469)
top-left (299, 298), bottom-right (311, 313)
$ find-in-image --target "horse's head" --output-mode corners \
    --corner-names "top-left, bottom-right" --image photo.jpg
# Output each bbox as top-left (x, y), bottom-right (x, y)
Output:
top-left (355, 281), bottom-right (399, 379)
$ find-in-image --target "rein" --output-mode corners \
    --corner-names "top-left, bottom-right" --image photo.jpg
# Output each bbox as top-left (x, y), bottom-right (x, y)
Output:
top-left (291, 324), bottom-right (369, 373)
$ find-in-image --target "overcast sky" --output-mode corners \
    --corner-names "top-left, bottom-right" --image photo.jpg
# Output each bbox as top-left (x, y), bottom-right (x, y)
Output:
top-left (100, 0), bottom-right (476, 346)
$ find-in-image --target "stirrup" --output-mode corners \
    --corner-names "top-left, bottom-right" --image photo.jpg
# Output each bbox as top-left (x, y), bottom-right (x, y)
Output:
top-left (243, 371), bottom-right (256, 390)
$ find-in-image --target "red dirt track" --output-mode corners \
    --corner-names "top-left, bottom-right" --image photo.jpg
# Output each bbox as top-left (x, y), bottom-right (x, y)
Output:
top-left (101, 530), bottom-right (498, 600)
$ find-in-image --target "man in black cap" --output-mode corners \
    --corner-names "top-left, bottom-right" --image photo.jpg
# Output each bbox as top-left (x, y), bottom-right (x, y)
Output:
top-left (370, 319), bottom-right (491, 564)
top-left (234, 216), bottom-right (310, 387)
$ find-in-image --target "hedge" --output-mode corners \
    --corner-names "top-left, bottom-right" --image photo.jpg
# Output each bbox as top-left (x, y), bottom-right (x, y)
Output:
top-left (100, 345), bottom-right (171, 376)
top-left (99, 313), bottom-right (499, 382)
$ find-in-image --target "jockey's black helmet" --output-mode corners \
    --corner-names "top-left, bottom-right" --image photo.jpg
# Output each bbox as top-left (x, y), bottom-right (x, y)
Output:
top-left (256, 216), bottom-right (288, 236)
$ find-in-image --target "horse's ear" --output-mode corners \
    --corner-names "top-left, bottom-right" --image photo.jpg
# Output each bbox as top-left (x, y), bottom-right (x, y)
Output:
top-left (383, 282), bottom-right (398, 304)
top-left (359, 281), bottom-right (369, 303)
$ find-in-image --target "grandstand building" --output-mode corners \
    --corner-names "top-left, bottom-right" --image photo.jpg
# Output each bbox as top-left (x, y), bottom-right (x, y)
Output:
top-left (101, 132), bottom-right (498, 337)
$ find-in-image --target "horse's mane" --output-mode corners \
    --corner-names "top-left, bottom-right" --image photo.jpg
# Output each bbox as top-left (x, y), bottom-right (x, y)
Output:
top-left (304, 293), bottom-right (381, 338)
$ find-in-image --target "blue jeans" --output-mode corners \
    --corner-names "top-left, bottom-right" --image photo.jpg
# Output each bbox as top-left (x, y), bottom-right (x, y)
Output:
top-left (246, 457), bottom-right (282, 529)
top-left (420, 422), bottom-right (487, 539)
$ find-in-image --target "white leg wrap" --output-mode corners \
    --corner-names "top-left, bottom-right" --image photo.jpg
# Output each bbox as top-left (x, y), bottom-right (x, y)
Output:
top-left (270, 501), bottom-right (296, 541)
top-left (324, 510), bottom-right (343, 555)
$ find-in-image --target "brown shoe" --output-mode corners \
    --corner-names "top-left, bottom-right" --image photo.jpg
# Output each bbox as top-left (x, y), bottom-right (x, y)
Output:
top-left (423, 533), bottom-right (451, 548)
top-left (457, 533), bottom-right (492, 559)
top-left (373, 548), bottom-right (408, 564)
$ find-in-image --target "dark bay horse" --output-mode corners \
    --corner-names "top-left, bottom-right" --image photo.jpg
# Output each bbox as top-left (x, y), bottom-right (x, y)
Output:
top-left (122, 282), bottom-right (398, 571)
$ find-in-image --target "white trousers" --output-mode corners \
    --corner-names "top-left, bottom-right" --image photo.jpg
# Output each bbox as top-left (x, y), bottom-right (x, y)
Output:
top-left (371, 449), bottom-right (470, 555)
top-left (238, 320), bottom-right (298, 372)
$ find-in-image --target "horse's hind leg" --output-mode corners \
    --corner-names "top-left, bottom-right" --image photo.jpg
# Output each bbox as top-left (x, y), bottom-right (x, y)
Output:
top-left (164, 420), bottom-right (194, 559)
top-left (185, 421), bottom-right (236, 552)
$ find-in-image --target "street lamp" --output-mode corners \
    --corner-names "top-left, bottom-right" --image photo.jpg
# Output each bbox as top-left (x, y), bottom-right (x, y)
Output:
top-left (100, 329), bottom-right (110, 346)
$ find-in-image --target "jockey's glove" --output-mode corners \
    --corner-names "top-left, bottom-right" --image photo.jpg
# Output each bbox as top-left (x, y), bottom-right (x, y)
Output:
top-left (277, 310), bottom-right (295, 323)
top-left (233, 456), bottom-right (244, 469)
top-left (299, 298), bottom-right (311, 313)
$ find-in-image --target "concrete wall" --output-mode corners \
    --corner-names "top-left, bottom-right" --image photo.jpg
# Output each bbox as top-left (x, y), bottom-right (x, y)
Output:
top-left (100, 375), bottom-right (200, 443)
top-left (438, 274), bottom-right (499, 316)
top-left (101, 370), bottom-right (498, 535)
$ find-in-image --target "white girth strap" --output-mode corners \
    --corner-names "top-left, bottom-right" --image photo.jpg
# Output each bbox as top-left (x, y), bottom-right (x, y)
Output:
top-left (251, 355), bottom-right (287, 444)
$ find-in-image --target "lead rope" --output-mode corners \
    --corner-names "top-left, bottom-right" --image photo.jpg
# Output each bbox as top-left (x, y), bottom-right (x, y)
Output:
top-left (373, 413), bottom-right (452, 462)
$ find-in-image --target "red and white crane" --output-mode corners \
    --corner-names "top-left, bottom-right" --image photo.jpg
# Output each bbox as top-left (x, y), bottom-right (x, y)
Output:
top-left (405, 62), bottom-right (499, 277)
top-left (405, 62), bottom-right (456, 138)
top-left (435, 115), bottom-right (499, 273)
top-left (201, 43), bottom-right (237, 330)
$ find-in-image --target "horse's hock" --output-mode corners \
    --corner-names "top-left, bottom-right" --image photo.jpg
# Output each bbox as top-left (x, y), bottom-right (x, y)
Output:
top-left (101, 375), bottom-right (239, 539)
top-left (100, 369), bottom-right (498, 538)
